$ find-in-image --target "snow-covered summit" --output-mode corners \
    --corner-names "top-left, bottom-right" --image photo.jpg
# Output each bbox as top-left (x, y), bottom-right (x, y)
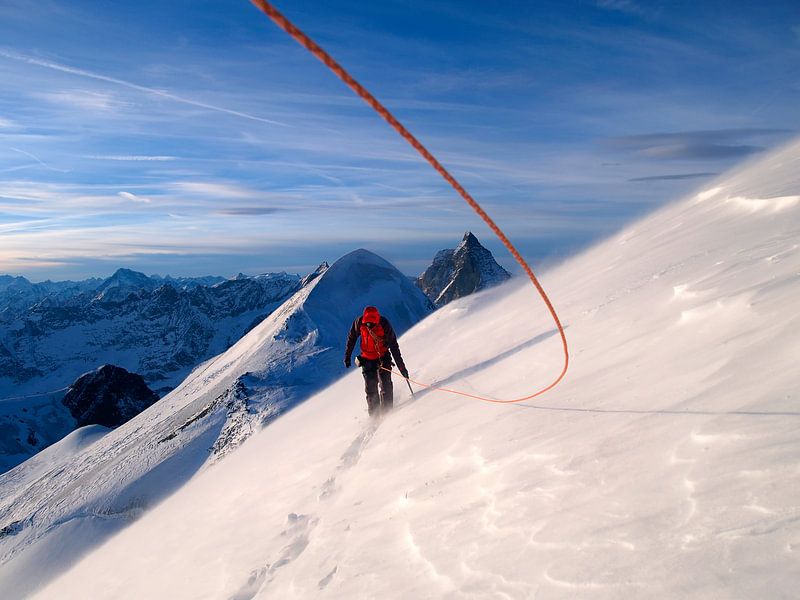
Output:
top-left (16, 138), bottom-right (800, 599)
top-left (306, 249), bottom-right (433, 331)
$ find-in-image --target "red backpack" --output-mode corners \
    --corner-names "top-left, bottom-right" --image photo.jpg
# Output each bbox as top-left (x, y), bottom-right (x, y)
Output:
top-left (360, 306), bottom-right (386, 360)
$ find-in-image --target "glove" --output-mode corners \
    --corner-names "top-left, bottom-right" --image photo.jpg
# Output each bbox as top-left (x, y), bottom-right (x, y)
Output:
top-left (344, 357), bottom-right (351, 368)
top-left (400, 367), bottom-right (409, 380)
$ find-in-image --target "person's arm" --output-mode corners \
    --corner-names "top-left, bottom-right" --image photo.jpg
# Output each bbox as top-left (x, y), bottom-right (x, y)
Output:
top-left (344, 317), bottom-right (360, 367)
top-left (383, 318), bottom-right (409, 378)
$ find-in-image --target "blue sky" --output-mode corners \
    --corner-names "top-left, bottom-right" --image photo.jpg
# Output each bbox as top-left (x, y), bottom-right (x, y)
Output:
top-left (0, 0), bottom-right (798, 281)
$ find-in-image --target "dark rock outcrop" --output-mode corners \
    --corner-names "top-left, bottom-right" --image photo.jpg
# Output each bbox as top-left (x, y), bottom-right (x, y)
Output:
top-left (61, 365), bottom-right (159, 428)
top-left (416, 232), bottom-right (511, 306)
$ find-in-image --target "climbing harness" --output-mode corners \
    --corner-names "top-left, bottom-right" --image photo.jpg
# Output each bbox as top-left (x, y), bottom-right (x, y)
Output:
top-left (250, 0), bottom-right (569, 403)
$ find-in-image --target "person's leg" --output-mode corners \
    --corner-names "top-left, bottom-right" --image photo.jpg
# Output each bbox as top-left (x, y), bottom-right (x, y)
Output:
top-left (378, 354), bottom-right (394, 412)
top-left (362, 361), bottom-right (380, 416)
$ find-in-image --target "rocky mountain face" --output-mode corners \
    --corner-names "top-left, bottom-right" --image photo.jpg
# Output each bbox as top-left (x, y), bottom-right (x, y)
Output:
top-left (0, 269), bottom-right (303, 398)
top-left (416, 232), bottom-right (511, 306)
top-left (61, 365), bottom-right (159, 428)
top-left (0, 364), bottom-right (161, 474)
top-left (0, 275), bottom-right (101, 320)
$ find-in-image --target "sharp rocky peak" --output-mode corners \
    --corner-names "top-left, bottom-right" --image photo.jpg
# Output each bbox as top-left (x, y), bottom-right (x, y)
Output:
top-left (415, 232), bottom-right (511, 307)
top-left (459, 231), bottom-right (481, 248)
top-left (301, 262), bottom-right (330, 287)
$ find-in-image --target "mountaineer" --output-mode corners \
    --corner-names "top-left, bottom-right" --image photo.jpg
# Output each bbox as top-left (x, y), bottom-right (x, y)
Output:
top-left (344, 306), bottom-right (409, 416)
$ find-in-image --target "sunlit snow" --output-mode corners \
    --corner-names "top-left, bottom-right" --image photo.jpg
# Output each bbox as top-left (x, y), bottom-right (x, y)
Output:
top-left (7, 139), bottom-right (800, 598)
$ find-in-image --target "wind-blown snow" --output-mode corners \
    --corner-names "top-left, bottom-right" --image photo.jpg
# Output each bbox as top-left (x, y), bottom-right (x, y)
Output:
top-left (0, 249), bottom-right (431, 599)
top-left (16, 140), bottom-right (800, 598)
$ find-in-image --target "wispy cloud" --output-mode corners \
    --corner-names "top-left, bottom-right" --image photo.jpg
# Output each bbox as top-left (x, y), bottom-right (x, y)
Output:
top-left (643, 144), bottom-right (761, 160)
top-left (214, 207), bottom-right (283, 216)
top-left (608, 129), bottom-right (788, 160)
top-left (594, 0), bottom-right (649, 17)
top-left (9, 147), bottom-right (70, 173)
top-left (85, 155), bottom-right (178, 161)
top-left (170, 181), bottom-right (266, 200)
top-left (0, 1), bottom-right (796, 280)
top-left (629, 172), bottom-right (717, 182)
top-left (118, 191), bottom-right (150, 203)
top-left (36, 89), bottom-right (124, 112)
top-left (0, 48), bottom-right (289, 127)
top-left (0, 164), bottom-right (38, 174)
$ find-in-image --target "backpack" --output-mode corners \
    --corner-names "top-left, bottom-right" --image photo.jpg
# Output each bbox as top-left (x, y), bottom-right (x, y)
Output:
top-left (359, 306), bottom-right (387, 360)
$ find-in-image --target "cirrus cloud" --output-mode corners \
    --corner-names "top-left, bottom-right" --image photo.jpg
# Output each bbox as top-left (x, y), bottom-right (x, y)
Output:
top-left (118, 191), bottom-right (150, 203)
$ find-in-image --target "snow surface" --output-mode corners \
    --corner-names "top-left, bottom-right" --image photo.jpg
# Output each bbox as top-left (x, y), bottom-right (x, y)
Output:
top-left (0, 249), bottom-right (431, 599)
top-left (10, 139), bottom-right (800, 598)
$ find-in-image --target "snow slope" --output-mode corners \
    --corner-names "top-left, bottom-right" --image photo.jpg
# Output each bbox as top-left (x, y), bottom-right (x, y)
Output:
top-left (0, 250), bottom-right (431, 599)
top-left (18, 140), bottom-right (800, 598)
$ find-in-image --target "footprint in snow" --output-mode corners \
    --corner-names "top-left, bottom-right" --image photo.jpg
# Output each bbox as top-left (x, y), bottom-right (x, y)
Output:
top-left (229, 513), bottom-right (319, 598)
top-left (228, 567), bottom-right (267, 600)
top-left (318, 565), bottom-right (338, 590)
top-left (318, 420), bottom-right (380, 500)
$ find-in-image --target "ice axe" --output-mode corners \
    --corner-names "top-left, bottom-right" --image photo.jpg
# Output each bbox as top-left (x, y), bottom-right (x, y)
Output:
top-left (404, 375), bottom-right (415, 398)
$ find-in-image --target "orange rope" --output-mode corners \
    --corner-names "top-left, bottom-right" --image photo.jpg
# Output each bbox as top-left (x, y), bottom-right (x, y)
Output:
top-left (250, 0), bottom-right (569, 402)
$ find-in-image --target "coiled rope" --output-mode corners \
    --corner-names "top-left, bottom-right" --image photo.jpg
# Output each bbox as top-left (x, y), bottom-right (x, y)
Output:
top-left (250, 0), bottom-right (569, 402)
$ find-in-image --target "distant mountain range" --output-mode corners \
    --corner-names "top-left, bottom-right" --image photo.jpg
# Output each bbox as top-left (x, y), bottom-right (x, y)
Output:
top-left (0, 271), bottom-right (223, 317)
top-left (0, 268), bottom-right (305, 473)
top-left (0, 268), bottom-right (303, 398)
top-left (0, 236), bottom-right (510, 475)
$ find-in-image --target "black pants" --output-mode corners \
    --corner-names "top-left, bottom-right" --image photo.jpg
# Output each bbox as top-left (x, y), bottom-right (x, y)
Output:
top-left (360, 353), bottom-right (393, 416)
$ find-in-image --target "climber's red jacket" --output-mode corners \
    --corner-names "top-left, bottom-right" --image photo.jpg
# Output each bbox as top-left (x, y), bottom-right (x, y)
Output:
top-left (344, 306), bottom-right (407, 375)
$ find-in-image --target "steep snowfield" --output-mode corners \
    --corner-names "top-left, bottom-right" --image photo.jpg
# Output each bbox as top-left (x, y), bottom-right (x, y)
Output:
top-left (0, 250), bottom-right (431, 599)
top-left (0, 270), bottom-right (303, 474)
top-left (18, 140), bottom-right (800, 598)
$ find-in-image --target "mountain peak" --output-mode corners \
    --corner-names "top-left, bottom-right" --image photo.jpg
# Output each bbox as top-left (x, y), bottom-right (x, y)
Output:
top-left (110, 267), bottom-right (147, 279)
top-left (460, 231), bottom-right (480, 247)
top-left (416, 232), bottom-right (510, 306)
top-left (339, 248), bottom-right (385, 265)
top-left (300, 262), bottom-right (330, 287)
top-left (104, 268), bottom-right (151, 287)
top-left (0, 274), bottom-right (33, 292)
